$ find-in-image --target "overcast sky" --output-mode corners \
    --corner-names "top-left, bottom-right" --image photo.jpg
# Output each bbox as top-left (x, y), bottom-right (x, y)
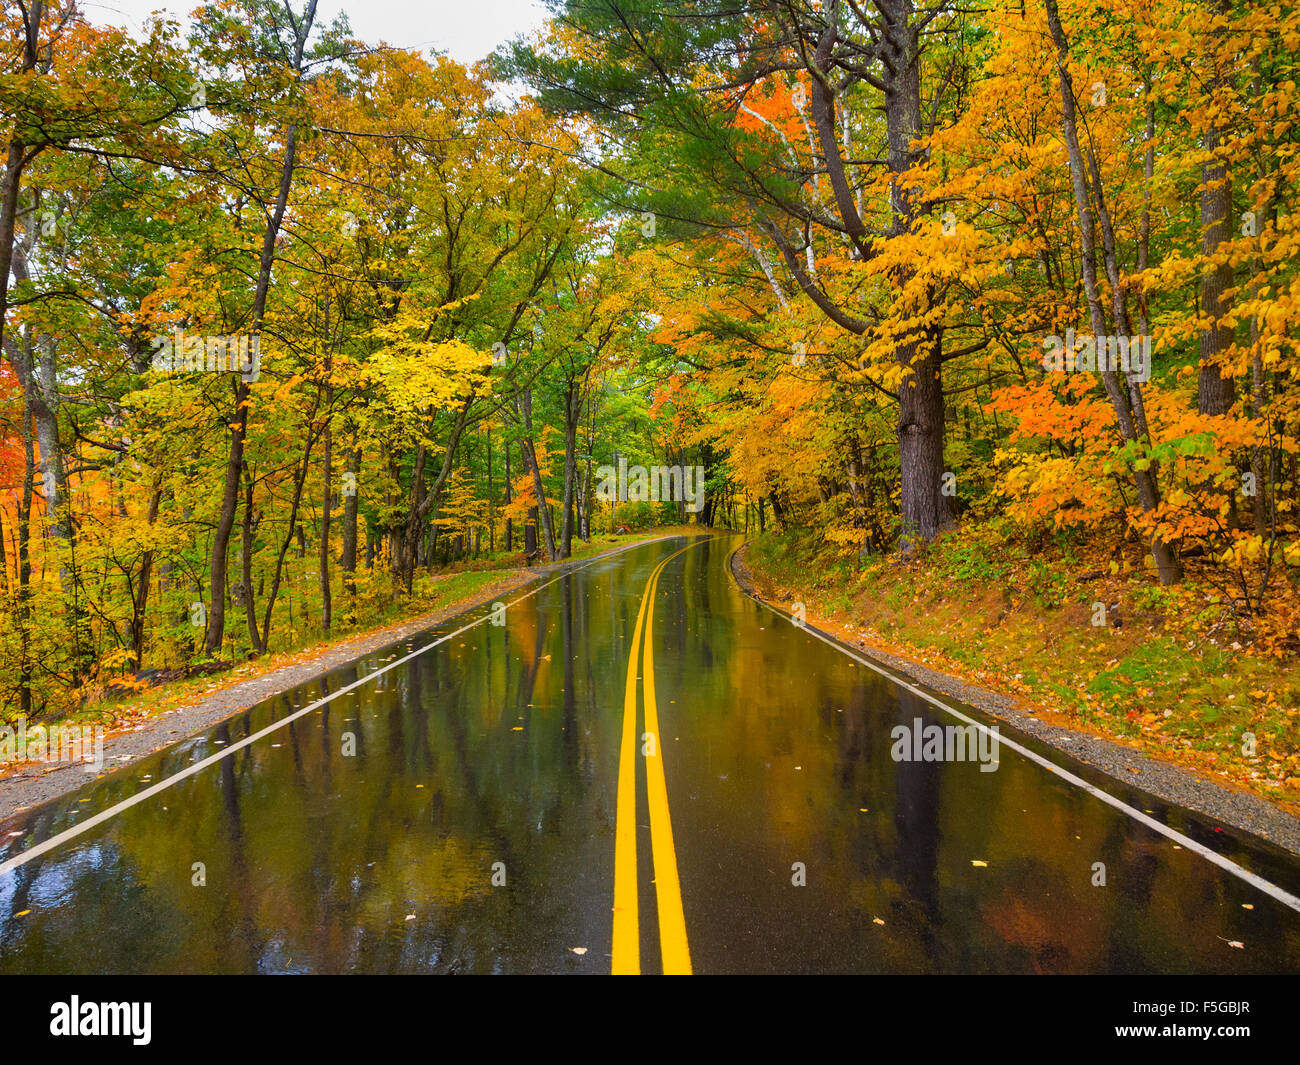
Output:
top-left (79, 0), bottom-right (552, 64)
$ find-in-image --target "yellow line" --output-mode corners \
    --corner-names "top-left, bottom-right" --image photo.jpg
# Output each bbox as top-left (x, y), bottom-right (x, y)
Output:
top-left (611, 538), bottom-right (707, 975)
top-left (642, 548), bottom-right (694, 974)
top-left (612, 556), bottom-right (663, 974)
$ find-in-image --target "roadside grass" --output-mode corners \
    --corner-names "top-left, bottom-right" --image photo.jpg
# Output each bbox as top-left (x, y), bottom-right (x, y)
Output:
top-left (744, 525), bottom-right (1300, 809)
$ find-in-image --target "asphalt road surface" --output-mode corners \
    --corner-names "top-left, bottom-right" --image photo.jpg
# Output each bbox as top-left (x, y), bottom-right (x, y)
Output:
top-left (2, 533), bottom-right (1299, 973)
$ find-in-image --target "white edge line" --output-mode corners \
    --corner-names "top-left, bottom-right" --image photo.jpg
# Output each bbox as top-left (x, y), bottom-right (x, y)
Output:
top-left (0, 536), bottom-right (681, 879)
top-left (734, 555), bottom-right (1300, 916)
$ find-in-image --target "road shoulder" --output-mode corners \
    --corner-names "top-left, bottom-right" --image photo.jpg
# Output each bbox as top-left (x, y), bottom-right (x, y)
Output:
top-left (729, 541), bottom-right (1300, 858)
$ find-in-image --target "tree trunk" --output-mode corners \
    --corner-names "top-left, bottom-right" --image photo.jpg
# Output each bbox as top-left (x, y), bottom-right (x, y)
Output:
top-left (205, 4), bottom-right (318, 653)
top-left (241, 463), bottom-right (261, 654)
top-left (395, 397), bottom-right (473, 590)
top-left (16, 384), bottom-right (35, 715)
top-left (560, 384), bottom-right (579, 558)
top-left (341, 436), bottom-right (359, 605)
top-left (130, 487), bottom-right (164, 668)
top-left (259, 431), bottom-right (316, 650)
top-left (319, 397), bottom-right (333, 636)
top-left (525, 509), bottom-right (538, 556)
top-left (1197, 8), bottom-right (1236, 418)
top-left (0, 0), bottom-right (43, 363)
top-left (1045, 0), bottom-right (1181, 584)
top-left (503, 434), bottom-right (514, 552)
top-left (880, 0), bottom-right (947, 545)
top-left (516, 389), bottom-right (557, 560)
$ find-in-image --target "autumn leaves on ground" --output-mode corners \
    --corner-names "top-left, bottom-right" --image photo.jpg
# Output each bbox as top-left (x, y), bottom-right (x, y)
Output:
top-left (0, 2), bottom-right (1297, 812)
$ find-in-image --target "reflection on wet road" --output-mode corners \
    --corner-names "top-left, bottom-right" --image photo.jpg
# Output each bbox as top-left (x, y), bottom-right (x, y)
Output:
top-left (2, 534), bottom-right (1299, 973)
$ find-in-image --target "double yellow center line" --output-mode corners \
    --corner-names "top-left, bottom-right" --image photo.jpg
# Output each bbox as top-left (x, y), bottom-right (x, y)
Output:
top-left (612, 542), bottom-right (700, 975)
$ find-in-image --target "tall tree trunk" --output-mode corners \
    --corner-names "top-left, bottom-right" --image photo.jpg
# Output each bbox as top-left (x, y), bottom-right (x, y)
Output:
top-left (241, 463), bottom-right (261, 654)
top-left (525, 509), bottom-right (538, 556)
top-left (341, 435), bottom-right (359, 607)
top-left (205, 2), bottom-right (318, 654)
top-left (259, 428), bottom-right (317, 650)
top-left (1045, 0), bottom-right (1181, 584)
top-left (516, 389), bottom-right (557, 560)
top-left (16, 384), bottom-right (35, 716)
top-left (29, 336), bottom-right (70, 549)
top-left (0, 0), bottom-right (42, 359)
top-left (319, 401), bottom-right (333, 636)
top-left (765, 1), bottom-right (948, 548)
top-left (8, 218), bottom-right (94, 678)
top-left (503, 436), bottom-right (514, 551)
top-left (486, 424), bottom-right (495, 553)
top-left (560, 384), bottom-right (579, 558)
top-left (396, 397), bottom-right (473, 590)
top-left (11, 327), bottom-right (92, 679)
top-left (1197, 4), bottom-right (1236, 417)
top-left (581, 390), bottom-right (601, 539)
top-left (130, 487), bottom-right (163, 668)
top-left (876, 0), bottom-right (948, 544)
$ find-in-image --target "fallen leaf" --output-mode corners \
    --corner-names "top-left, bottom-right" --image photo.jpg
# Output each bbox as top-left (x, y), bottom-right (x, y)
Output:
top-left (971, 860), bottom-right (988, 867)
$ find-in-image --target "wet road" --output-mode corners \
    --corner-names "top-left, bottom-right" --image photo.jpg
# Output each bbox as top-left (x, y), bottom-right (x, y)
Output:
top-left (2, 533), bottom-right (1299, 973)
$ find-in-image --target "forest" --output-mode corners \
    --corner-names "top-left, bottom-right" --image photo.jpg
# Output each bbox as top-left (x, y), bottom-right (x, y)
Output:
top-left (1, 0), bottom-right (1297, 800)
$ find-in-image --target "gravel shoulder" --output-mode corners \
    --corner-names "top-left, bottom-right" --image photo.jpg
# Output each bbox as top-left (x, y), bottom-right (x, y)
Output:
top-left (729, 541), bottom-right (1300, 858)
